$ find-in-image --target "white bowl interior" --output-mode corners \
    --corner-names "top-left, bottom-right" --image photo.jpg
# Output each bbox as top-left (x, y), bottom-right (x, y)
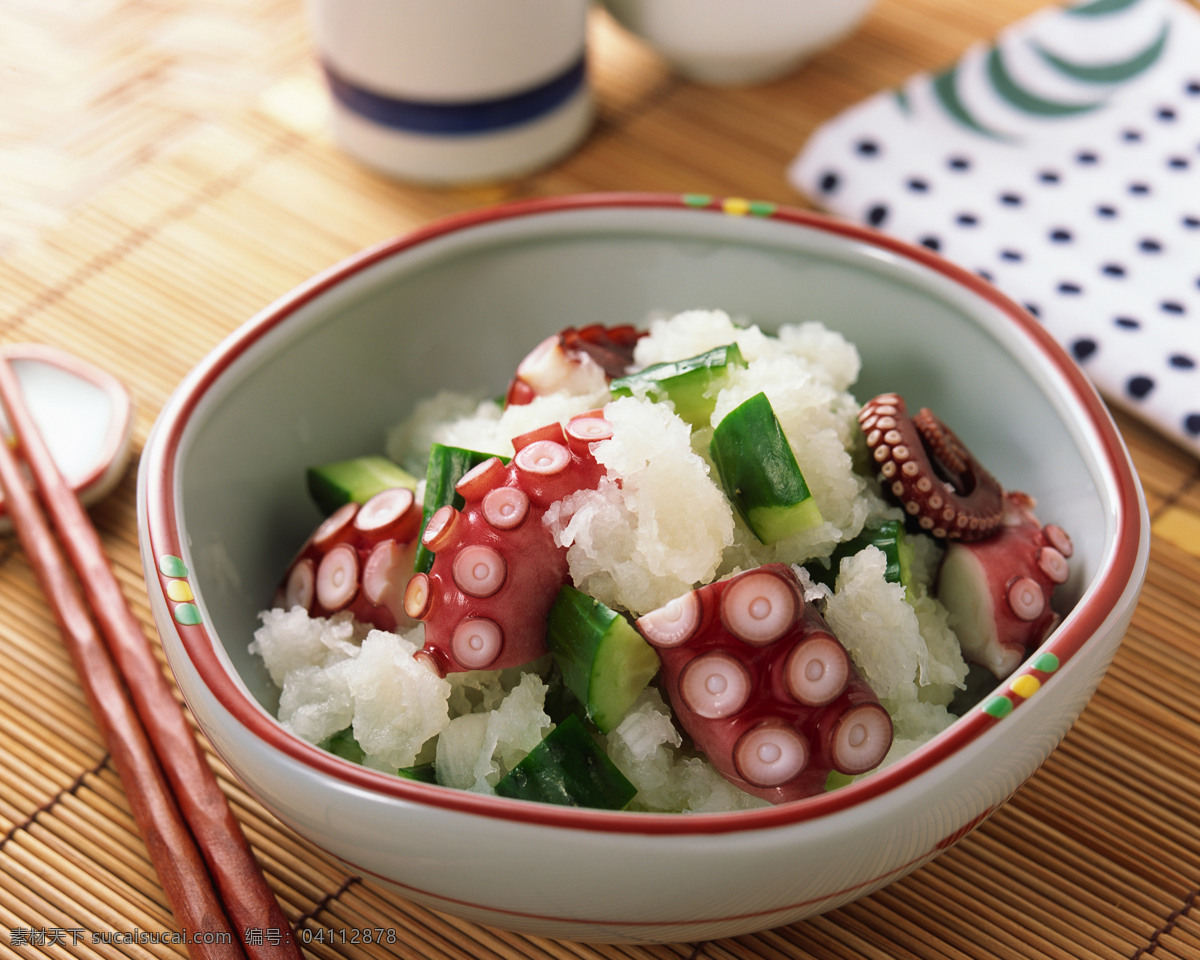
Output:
top-left (171, 204), bottom-right (1117, 714)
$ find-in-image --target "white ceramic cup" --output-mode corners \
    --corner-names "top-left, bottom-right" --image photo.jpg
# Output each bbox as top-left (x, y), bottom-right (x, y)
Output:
top-left (600, 0), bottom-right (878, 86)
top-left (308, 0), bottom-right (593, 184)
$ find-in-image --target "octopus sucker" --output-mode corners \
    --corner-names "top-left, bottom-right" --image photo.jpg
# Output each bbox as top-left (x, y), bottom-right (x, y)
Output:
top-left (1045, 524), bottom-right (1073, 557)
top-left (515, 439), bottom-right (572, 476)
top-left (450, 617), bottom-right (504, 670)
top-left (313, 502), bottom-right (357, 548)
top-left (362, 539), bottom-right (407, 605)
top-left (567, 414), bottom-right (614, 445)
top-left (403, 572), bottom-right (432, 620)
top-left (734, 722), bottom-right (809, 788)
top-left (828, 702), bottom-right (894, 775)
top-left (680, 653), bottom-right (752, 718)
top-left (1007, 576), bottom-right (1045, 620)
top-left (421, 505), bottom-right (460, 552)
top-left (634, 564), bottom-right (891, 803)
top-left (282, 557), bottom-right (314, 610)
top-left (354, 486), bottom-right (416, 536)
top-left (783, 635), bottom-right (851, 707)
top-left (481, 487), bottom-right (529, 530)
top-left (719, 568), bottom-right (797, 646)
top-left (456, 457), bottom-right (506, 499)
top-left (637, 592), bottom-right (702, 647)
top-left (451, 544), bottom-right (507, 598)
top-left (1037, 546), bottom-right (1069, 583)
top-left (858, 393), bottom-right (1004, 543)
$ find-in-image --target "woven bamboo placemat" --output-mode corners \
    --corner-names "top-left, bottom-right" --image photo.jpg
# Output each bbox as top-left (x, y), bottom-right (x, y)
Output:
top-left (1, 1), bottom-right (1199, 957)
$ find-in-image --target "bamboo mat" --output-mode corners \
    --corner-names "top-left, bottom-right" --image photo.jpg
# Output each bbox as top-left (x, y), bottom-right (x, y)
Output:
top-left (2, 1), bottom-right (1199, 958)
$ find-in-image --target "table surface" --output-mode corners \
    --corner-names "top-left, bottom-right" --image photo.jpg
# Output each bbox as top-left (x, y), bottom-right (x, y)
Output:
top-left (2, 2), bottom-right (1199, 958)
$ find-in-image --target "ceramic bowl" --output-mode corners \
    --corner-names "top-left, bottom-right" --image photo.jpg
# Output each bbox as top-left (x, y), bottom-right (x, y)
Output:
top-left (600, 0), bottom-right (878, 86)
top-left (137, 193), bottom-right (1148, 943)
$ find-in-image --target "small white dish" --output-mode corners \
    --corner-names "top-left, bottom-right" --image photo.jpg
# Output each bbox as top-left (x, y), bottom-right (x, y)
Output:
top-left (600, 0), bottom-right (878, 86)
top-left (0, 344), bottom-right (134, 532)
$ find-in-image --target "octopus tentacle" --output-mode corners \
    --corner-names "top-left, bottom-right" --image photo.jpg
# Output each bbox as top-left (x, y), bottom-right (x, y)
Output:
top-left (635, 564), bottom-right (893, 804)
top-left (276, 486), bottom-right (422, 632)
top-left (859, 393), bottom-right (1005, 541)
top-left (937, 491), bottom-right (1073, 678)
top-left (406, 412), bottom-right (611, 675)
top-left (505, 325), bottom-right (644, 406)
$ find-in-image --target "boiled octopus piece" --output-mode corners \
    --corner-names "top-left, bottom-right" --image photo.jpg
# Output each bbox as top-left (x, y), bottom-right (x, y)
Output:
top-left (405, 411), bottom-right (611, 675)
top-left (858, 393), bottom-right (1005, 541)
top-left (276, 486), bottom-right (422, 633)
top-left (936, 490), bottom-right (1073, 679)
top-left (635, 564), bottom-right (893, 804)
top-left (504, 324), bottom-right (644, 406)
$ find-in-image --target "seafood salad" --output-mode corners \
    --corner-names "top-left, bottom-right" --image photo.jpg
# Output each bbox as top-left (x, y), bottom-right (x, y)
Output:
top-left (250, 309), bottom-right (1073, 812)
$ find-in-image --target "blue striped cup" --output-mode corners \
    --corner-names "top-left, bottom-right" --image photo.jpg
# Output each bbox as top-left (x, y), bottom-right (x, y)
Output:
top-left (308, 0), bottom-right (593, 183)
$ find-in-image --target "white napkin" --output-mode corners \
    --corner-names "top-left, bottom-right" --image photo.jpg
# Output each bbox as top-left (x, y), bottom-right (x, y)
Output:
top-left (789, 0), bottom-right (1200, 458)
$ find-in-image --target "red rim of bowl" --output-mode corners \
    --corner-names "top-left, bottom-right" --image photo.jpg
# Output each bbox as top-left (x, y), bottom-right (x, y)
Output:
top-left (143, 191), bottom-right (1146, 836)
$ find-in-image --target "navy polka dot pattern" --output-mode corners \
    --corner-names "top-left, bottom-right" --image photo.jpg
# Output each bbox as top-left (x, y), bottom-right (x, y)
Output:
top-left (789, 0), bottom-right (1200, 455)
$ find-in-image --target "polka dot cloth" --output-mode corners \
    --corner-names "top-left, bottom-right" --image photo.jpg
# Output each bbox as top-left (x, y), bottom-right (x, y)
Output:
top-left (789, 0), bottom-right (1200, 458)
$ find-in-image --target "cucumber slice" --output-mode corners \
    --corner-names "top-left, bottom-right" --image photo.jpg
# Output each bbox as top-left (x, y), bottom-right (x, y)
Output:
top-left (546, 585), bottom-right (660, 733)
top-left (321, 729), bottom-right (438, 781)
top-left (948, 662), bottom-right (999, 716)
top-left (710, 391), bottom-right (822, 544)
top-left (414, 443), bottom-right (505, 574)
top-left (307, 455), bottom-right (418, 516)
top-left (319, 727), bottom-right (365, 765)
top-left (397, 762), bottom-right (438, 783)
top-left (493, 714), bottom-right (637, 810)
top-left (825, 770), bottom-right (855, 791)
top-left (808, 520), bottom-right (914, 592)
top-left (610, 343), bottom-right (747, 426)
top-left (542, 669), bottom-right (588, 726)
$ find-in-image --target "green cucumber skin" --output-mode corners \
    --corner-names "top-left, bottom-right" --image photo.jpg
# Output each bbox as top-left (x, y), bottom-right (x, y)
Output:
top-left (545, 585), bottom-right (659, 733)
top-left (493, 714), bottom-right (637, 810)
top-left (319, 727), bottom-right (365, 765)
top-left (397, 762), bottom-right (438, 783)
top-left (610, 343), bottom-right (746, 425)
top-left (321, 728), bottom-right (436, 782)
top-left (306, 455), bottom-right (418, 515)
top-left (413, 444), bottom-right (504, 574)
top-left (546, 586), bottom-right (610, 710)
top-left (710, 391), bottom-right (821, 544)
top-left (809, 520), bottom-right (911, 590)
top-left (542, 673), bottom-right (588, 726)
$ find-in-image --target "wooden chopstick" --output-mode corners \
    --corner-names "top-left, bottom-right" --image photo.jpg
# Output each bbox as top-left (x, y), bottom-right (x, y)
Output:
top-left (0, 407), bottom-right (245, 957)
top-left (0, 356), bottom-right (301, 959)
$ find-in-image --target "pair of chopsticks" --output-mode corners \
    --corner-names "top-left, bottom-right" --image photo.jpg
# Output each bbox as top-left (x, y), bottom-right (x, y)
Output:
top-left (0, 355), bottom-right (301, 960)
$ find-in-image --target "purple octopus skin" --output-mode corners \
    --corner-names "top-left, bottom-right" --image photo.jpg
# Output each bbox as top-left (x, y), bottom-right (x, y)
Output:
top-left (858, 392), bottom-right (1005, 542)
top-left (504, 324), bottom-right (644, 406)
top-left (937, 490), bottom-right (1074, 679)
top-left (404, 411), bottom-right (612, 676)
top-left (635, 564), bottom-right (893, 804)
top-left (276, 486), bottom-right (422, 633)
